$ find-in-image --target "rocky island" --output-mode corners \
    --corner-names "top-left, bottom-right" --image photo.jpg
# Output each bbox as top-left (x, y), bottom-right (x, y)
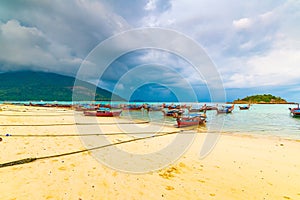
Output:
top-left (231, 94), bottom-right (289, 104)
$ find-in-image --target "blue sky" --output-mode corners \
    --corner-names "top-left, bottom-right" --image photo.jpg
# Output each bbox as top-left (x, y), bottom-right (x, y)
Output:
top-left (0, 0), bottom-right (299, 102)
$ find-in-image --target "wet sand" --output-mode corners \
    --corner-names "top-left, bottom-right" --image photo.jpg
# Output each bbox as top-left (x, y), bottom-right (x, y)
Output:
top-left (0, 105), bottom-right (299, 199)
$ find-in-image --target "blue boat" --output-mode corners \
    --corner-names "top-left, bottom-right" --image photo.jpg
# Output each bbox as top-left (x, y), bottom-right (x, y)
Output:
top-left (289, 104), bottom-right (300, 117)
top-left (217, 104), bottom-right (235, 114)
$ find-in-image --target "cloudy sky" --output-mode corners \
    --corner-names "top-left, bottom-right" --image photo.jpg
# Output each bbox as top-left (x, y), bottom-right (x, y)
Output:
top-left (0, 0), bottom-right (299, 102)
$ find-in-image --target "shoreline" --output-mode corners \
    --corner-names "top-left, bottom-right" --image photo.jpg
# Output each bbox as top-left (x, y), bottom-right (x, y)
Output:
top-left (0, 105), bottom-right (300, 199)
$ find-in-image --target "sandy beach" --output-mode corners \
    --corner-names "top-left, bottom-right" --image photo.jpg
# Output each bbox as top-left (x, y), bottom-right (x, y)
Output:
top-left (0, 105), bottom-right (300, 200)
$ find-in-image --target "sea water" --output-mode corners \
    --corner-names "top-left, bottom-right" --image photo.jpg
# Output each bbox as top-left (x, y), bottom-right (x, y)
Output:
top-left (206, 104), bottom-right (300, 139)
top-left (1, 101), bottom-right (299, 139)
top-left (119, 103), bottom-right (300, 140)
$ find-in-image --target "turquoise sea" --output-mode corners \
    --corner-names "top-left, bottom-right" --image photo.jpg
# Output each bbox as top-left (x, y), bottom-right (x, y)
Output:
top-left (122, 104), bottom-right (300, 140)
top-left (1, 101), bottom-right (299, 140)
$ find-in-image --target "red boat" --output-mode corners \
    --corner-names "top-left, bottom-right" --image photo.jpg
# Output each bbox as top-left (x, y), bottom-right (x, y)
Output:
top-left (84, 107), bottom-right (122, 117)
top-left (176, 114), bottom-right (206, 128)
top-left (289, 104), bottom-right (300, 117)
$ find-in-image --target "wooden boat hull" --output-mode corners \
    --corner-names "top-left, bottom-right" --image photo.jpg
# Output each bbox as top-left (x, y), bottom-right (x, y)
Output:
top-left (217, 105), bottom-right (234, 114)
top-left (176, 116), bottom-right (206, 128)
top-left (84, 110), bottom-right (122, 117)
top-left (162, 109), bottom-right (184, 117)
top-left (199, 106), bottom-right (217, 112)
top-left (291, 113), bottom-right (300, 117)
top-left (289, 107), bottom-right (300, 117)
top-left (239, 106), bottom-right (250, 110)
top-left (190, 105), bottom-right (217, 112)
top-left (122, 107), bottom-right (141, 111)
top-left (122, 105), bottom-right (142, 111)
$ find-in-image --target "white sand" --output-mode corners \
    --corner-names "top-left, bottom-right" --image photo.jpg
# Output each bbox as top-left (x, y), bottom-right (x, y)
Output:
top-left (0, 105), bottom-right (299, 199)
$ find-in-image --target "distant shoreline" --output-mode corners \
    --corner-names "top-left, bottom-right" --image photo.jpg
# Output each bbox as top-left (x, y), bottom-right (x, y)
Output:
top-left (227, 101), bottom-right (298, 104)
top-left (1, 100), bottom-right (298, 105)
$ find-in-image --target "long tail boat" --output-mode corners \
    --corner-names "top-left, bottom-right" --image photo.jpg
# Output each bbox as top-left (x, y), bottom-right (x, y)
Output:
top-left (239, 104), bottom-right (250, 110)
top-left (289, 103), bottom-right (300, 117)
top-left (217, 104), bottom-right (234, 114)
top-left (162, 109), bottom-right (185, 117)
top-left (176, 113), bottom-right (206, 128)
top-left (84, 107), bottom-right (122, 117)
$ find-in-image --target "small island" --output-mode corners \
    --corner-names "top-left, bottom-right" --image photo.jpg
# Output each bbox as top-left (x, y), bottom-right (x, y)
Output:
top-left (231, 94), bottom-right (289, 104)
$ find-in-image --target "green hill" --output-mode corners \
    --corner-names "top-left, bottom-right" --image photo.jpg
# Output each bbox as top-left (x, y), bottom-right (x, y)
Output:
top-left (233, 94), bottom-right (287, 104)
top-left (0, 71), bottom-right (124, 101)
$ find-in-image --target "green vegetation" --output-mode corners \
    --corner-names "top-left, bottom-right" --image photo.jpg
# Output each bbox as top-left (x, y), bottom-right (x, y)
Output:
top-left (0, 71), bottom-right (125, 101)
top-left (233, 94), bottom-right (287, 104)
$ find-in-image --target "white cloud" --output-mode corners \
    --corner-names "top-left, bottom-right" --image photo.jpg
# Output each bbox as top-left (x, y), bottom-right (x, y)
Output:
top-left (0, 19), bottom-right (83, 74)
top-left (259, 11), bottom-right (275, 23)
top-left (0, 0), bottom-right (130, 75)
top-left (0, 20), bottom-right (52, 65)
top-left (144, 0), bottom-right (156, 11)
top-left (215, 0), bottom-right (300, 90)
top-left (232, 18), bottom-right (253, 30)
top-left (223, 37), bottom-right (300, 88)
top-left (0, 0), bottom-right (300, 101)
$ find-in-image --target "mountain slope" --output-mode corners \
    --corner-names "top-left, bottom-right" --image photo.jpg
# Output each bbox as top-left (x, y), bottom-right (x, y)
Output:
top-left (0, 71), bottom-right (124, 101)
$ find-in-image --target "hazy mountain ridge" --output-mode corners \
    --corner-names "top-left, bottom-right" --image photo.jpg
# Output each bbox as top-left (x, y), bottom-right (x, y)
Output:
top-left (0, 71), bottom-right (124, 101)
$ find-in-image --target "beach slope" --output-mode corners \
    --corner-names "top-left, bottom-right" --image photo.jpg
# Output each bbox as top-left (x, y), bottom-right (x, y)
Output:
top-left (0, 105), bottom-right (299, 199)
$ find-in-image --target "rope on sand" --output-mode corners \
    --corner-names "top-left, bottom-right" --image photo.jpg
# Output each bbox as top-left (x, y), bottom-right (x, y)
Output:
top-left (0, 126), bottom-right (210, 138)
top-left (0, 130), bottom-right (181, 168)
top-left (0, 114), bottom-right (74, 117)
top-left (0, 131), bottom-right (181, 137)
top-left (0, 121), bottom-right (150, 127)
